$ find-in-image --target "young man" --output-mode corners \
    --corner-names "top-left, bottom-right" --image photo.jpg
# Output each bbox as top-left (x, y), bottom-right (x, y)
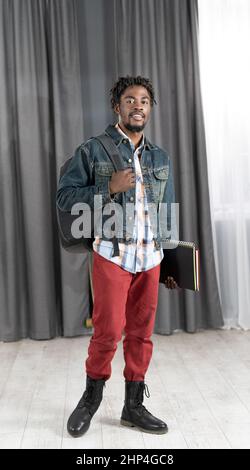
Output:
top-left (56, 75), bottom-right (178, 438)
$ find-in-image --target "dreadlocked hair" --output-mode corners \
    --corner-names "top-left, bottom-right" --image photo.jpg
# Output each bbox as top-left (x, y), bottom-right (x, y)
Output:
top-left (110, 75), bottom-right (157, 110)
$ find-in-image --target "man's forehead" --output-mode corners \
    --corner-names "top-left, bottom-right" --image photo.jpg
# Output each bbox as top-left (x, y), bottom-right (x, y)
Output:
top-left (122, 86), bottom-right (150, 98)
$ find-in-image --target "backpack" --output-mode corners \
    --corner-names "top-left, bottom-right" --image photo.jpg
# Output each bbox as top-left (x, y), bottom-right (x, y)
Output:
top-left (56, 133), bottom-right (125, 253)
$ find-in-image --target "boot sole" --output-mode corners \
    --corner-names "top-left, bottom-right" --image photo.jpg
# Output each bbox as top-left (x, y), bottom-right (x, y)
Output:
top-left (120, 419), bottom-right (168, 435)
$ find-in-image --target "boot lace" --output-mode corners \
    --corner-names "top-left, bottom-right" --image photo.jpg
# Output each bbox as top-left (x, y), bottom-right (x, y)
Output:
top-left (135, 383), bottom-right (151, 412)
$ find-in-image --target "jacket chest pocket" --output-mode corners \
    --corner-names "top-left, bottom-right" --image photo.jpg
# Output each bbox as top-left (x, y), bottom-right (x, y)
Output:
top-left (151, 166), bottom-right (169, 201)
top-left (94, 162), bottom-right (115, 183)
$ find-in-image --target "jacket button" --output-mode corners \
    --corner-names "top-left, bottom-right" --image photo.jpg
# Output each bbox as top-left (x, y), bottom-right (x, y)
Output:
top-left (130, 196), bottom-right (134, 202)
top-left (128, 158), bottom-right (132, 163)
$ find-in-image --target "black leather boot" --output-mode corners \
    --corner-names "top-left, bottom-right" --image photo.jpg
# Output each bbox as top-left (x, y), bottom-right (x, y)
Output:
top-left (67, 375), bottom-right (106, 438)
top-left (120, 380), bottom-right (168, 434)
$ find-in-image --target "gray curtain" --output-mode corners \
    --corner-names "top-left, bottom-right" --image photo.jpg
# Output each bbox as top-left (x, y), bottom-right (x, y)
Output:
top-left (0, 0), bottom-right (223, 342)
top-left (0, 0), bottom-right (92, 341)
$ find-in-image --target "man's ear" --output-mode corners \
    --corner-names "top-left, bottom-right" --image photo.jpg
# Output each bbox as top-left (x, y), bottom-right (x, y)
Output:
top-left (114, 103), bottom-right (120, 115)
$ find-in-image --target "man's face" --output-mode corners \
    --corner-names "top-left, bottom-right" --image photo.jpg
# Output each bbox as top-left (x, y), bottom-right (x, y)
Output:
top-left (114, 85), bottom-right (152, 133)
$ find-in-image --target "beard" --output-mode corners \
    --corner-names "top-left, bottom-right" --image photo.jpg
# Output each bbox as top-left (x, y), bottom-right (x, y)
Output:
top-left (124, 121), bottom-right (146, 133)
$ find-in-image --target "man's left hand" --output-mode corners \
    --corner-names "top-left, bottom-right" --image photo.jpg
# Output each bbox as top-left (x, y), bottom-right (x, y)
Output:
top-left (164, 276), bottom-right (180, 289)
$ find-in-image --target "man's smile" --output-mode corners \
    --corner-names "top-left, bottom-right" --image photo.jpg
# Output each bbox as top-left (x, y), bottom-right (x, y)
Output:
top-left (130, 112), bottom-right (145, 121)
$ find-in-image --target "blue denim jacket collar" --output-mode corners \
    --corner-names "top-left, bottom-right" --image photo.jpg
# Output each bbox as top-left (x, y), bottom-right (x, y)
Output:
top-left (115, 122), bottom-right (144, 153)
top-left (105, 124), bottom-right (156, 151)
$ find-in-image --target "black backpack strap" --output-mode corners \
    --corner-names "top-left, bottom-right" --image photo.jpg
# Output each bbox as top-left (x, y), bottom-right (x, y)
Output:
top-left (94, 133), bottom-right (125, 171)
top-left (93, 133), bottom-right (126, 257)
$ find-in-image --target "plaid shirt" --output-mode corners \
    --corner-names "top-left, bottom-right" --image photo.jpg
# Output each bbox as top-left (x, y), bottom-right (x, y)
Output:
top-left (92, 123), bottom-right (163, 273)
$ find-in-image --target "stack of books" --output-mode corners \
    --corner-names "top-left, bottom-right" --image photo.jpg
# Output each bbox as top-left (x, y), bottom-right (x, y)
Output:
top-left (159, 240), bottom-right (200, 291)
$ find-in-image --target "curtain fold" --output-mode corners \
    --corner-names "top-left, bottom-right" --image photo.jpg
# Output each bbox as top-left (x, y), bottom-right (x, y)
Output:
top-left (0, 0), bottom-right (91, 341)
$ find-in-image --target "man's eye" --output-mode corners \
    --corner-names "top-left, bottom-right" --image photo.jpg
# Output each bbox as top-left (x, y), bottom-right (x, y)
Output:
top-left (126, 98), bottom-right (149, 105)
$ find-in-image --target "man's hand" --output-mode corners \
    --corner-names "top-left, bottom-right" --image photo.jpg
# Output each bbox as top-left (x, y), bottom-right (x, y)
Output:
top-left (109, 168), bottom-right (136, 194)
top-left (164, 276), bottom-right (180, 289)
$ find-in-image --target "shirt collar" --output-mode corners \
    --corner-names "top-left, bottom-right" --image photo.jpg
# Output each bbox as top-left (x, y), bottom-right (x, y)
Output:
top-left (104, 124), bottom-right (155, 150)
top-left (115, 123), bottom-right (144, 151)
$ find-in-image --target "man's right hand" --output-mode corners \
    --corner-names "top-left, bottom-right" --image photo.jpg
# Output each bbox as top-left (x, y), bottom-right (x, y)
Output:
top-left (109, 168), bottom-right (136, 194)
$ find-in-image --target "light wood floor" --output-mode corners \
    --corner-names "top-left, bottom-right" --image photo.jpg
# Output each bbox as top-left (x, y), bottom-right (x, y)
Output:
top-left (1, 329), bottom-right (250, 449)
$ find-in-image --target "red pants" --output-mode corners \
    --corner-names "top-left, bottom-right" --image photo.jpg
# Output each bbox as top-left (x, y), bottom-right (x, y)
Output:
top-left (85, 251), bottom-right (161, 382)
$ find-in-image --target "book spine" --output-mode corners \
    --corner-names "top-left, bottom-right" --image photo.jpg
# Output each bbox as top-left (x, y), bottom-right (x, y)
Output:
top-left (193, 247), bottom-right (196, 290)
top-left (196, 249), bottom-right (200, 291)
top-left (163, 239), bottom-right (195, 249)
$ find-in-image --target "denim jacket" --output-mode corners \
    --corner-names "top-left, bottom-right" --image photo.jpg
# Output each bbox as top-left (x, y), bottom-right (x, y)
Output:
top-left (56, 124), bottom-right (178, 252)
